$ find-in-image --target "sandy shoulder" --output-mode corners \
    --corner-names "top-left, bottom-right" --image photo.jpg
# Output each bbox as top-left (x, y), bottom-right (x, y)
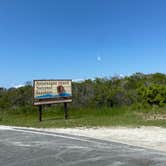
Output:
top-left (1, 125), bottom-right (166, 152)
top-left (42, 126), bottom-right (166, 152)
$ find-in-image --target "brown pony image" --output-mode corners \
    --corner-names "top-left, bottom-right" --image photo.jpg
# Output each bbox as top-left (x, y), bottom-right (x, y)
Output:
top-left (57, 85), bottom-right (65, 95)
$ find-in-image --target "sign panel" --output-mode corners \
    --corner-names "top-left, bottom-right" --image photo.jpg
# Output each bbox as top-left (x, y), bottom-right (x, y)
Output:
top-left (33, 80), bottom-right (72, 105)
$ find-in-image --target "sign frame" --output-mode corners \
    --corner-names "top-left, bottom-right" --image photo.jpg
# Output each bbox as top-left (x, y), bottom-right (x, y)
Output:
top-left (33, 79), bottom-right (72, 106)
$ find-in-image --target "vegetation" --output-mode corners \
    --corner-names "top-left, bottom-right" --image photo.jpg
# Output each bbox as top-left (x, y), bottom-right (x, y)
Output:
top-left (0, 72), bottom-right (166, 127)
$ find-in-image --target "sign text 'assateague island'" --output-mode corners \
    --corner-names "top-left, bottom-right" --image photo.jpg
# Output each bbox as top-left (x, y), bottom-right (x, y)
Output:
top-left (33, 80), bottom-right (72, 105)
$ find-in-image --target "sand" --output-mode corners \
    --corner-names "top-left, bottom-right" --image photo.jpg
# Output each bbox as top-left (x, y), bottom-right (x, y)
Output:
top-left (1, 125), bottom-right (166, 152)
top-left (43, 126), bottom-right (166, 152)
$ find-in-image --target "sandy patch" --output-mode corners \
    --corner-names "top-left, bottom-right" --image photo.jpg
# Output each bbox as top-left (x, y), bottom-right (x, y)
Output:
top-left (42, 126), bottom-right (166, 152)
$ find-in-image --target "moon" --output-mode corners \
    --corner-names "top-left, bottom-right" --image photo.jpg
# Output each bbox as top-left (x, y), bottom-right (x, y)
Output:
top-left (97, 56), bottom-right (101, 61)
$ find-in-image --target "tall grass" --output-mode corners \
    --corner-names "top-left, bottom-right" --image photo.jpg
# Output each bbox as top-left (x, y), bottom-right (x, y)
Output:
top-left (0, 105), bottom-right (166, 128)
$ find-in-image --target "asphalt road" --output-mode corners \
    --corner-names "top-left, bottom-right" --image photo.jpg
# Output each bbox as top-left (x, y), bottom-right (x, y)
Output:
top-left (0, 127), bottom-right (166, 166)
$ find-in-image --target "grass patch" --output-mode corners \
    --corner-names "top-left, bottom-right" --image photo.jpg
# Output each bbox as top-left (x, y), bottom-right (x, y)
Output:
top-left (0, 106), bottom-right (166, 128)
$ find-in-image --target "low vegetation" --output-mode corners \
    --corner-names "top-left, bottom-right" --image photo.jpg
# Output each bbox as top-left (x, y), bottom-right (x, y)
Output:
top-left (0, 72), bottom-right (166, 127)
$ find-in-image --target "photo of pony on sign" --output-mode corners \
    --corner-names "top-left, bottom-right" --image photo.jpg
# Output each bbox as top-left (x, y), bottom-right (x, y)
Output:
top-left (33, 80), bottom-right (72, 105)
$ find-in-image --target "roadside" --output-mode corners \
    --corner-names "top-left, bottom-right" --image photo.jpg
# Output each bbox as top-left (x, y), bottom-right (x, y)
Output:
top-left (42, 126), bottom-right (166, 152)
top-left (1, 125), bottom-right (166, 152)
top-left (1, 107), bottom-right (166, 128)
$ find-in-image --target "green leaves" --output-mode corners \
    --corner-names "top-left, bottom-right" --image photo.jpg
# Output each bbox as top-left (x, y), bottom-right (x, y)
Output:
top-left (1, 73), bottom-right (166, 114)
top-left (138, 84), bottom-right (166, 106)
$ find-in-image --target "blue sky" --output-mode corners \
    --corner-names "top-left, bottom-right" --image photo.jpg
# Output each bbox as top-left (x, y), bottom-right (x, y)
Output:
top-left (0, 0), bottom-right (166, 87)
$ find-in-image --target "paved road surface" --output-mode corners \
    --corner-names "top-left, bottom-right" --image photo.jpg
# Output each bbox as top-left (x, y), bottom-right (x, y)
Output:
top-left (0, 127), bottom-right (166, 166)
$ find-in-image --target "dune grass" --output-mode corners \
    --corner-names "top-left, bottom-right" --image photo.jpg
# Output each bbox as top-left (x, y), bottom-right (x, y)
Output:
top-left (0, 106), bottom-right (166, 128)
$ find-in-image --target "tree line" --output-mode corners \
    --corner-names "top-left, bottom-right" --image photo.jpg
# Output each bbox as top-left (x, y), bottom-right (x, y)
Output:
top-left (1, 73), bottom-right (166, 113)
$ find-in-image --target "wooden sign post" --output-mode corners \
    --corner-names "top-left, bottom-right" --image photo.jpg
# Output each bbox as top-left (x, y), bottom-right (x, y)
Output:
top-left (39, 105), bottom-right (42, 122)
top-left (33, 80), bottom-right (72, 122)
top-left (64, 102), bottom-right (68, 120)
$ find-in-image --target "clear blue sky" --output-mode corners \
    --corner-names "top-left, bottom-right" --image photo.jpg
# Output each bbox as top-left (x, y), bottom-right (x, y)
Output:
top-left (0, 0), bottom-right (166, 87)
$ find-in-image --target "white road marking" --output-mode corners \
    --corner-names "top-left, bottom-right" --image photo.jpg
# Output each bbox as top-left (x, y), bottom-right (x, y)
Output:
top-left (2, 126), bottom-right (104, 145)
top-left (0, 125), bottom-right (13, 130)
